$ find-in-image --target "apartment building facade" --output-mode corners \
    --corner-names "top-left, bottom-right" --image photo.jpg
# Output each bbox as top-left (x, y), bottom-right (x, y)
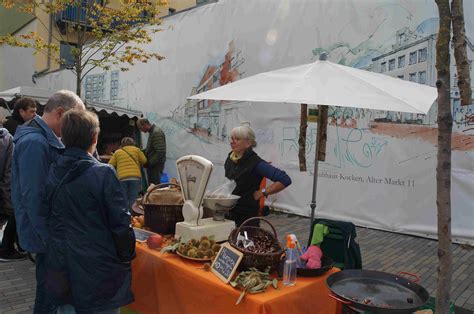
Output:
top-left (0, 0), bottom-right (212, 93)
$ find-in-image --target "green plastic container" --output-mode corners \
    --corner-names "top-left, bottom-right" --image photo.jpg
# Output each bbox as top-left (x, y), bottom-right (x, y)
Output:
top-left (418, 296), bottom-right (455, 314)
top-left (343, 296), bottom-right (455, 314)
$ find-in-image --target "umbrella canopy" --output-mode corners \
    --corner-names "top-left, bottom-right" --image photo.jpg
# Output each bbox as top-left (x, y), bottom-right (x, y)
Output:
top-left (188, 55), bottom-right (437, 114)
top-left (187, 53), bottom-right (438, 235)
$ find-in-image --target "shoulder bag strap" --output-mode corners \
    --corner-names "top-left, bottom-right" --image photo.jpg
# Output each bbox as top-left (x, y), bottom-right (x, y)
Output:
top-left (120, 148), bottom-right (140, 167)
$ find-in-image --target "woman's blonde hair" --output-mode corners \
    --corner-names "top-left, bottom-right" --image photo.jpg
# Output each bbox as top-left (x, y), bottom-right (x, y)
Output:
top-left (121, 137), bottom-right (135, 147)
top-left (230, 126), bottom-right (257, 148)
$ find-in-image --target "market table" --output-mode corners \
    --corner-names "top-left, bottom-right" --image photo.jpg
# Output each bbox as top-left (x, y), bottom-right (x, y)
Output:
top-left (127, 243), bottom-right (341, 314)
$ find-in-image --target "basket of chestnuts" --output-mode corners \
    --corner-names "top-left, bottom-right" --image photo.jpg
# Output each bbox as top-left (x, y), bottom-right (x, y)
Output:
top-left (228, 217), bottom-right (284, 271)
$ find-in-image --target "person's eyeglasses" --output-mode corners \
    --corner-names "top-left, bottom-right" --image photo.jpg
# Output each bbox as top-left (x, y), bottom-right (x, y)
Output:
top-left (230, 136), bottom-right (242, 142)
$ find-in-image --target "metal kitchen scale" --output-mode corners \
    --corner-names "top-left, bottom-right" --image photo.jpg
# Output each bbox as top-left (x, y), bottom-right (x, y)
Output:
top-left (175, 155), bottom-right (236, 242)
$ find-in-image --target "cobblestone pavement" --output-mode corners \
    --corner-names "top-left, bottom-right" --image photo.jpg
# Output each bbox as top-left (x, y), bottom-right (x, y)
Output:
top-left (1, 212), bottom-right (473, 313)
top-left (267, 212), bottom-right (474, 313)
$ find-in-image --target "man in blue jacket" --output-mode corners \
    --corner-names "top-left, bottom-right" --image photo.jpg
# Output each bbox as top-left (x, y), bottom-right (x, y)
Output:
top-left (11, 90), bottom-right (85, 313)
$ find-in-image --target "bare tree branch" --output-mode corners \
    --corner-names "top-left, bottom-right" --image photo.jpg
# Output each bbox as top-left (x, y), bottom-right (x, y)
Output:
top-left (451, 0), bottom-right (472, 106)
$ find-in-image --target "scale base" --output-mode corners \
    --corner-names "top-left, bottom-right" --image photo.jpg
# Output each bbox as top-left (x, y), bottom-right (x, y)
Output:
top-left (175, 218), bottom-right (235, 243)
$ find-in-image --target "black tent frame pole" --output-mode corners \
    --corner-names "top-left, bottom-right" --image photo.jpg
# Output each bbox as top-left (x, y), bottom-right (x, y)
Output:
top-left (309, 104), bottom-right (321, 237)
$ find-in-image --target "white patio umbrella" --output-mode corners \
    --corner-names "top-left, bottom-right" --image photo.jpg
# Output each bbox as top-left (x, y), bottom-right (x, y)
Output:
top-left (188, 53), bottom-right (437, 231)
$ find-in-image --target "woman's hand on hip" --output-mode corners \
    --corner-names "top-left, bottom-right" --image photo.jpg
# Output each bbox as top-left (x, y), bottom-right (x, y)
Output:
top-left (253, 190), bottom-right (265, 200)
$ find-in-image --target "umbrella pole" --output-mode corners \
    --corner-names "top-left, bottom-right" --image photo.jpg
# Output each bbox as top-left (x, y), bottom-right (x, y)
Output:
top-left (309, 105), bottom-right (321, 236)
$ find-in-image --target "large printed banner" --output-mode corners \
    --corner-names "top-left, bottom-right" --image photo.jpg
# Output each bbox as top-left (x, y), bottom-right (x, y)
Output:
top-left (41, 0), bottom-right (474, 244)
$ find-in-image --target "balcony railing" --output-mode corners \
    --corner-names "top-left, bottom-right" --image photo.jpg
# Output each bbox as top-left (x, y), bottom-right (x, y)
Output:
top-left (55, 1), bottom-right (147, 33)
top-left (56, 1), bottom-right (102, 25)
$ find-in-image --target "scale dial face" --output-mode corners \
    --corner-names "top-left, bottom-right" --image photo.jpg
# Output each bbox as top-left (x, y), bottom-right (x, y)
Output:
top-left (179, 160), bottom-right (204, 203)
top-left (176, 156), bottom-right (213, 210)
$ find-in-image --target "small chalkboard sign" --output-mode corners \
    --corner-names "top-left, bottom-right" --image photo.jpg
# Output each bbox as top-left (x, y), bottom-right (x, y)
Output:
top-left (211, 243), bottom-right (244, 283)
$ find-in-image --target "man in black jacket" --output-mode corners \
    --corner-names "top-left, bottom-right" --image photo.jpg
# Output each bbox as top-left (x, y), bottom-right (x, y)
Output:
top-left (4, 97), bottom-right (37, 135)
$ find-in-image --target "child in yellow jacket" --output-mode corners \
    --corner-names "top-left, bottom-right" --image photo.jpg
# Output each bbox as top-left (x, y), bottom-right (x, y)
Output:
top-left (109, 137), bottom-right (147, 210)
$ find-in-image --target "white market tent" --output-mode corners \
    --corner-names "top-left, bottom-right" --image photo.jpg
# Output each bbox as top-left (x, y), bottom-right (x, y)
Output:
top-left (0, 86), bottom-right (142, 118)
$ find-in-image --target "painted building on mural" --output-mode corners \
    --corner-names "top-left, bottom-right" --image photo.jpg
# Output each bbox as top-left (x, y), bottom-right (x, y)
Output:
top-left (371, 27), bottom-right (474, 128)
top-left (172, 41), bottom-right (244, 140)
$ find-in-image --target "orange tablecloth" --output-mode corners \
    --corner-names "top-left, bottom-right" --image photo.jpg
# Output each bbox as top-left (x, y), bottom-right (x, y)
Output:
top-left (128, 243), bottom-right (340, 314)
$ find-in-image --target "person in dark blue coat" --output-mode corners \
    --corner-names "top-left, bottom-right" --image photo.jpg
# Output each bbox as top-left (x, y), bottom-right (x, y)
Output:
top-left (45, 109), bottom-right (136, 314)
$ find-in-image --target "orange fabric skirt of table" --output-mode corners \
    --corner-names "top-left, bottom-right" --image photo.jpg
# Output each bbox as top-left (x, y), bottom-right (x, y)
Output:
top-left (129, 243), bottom-right (341, 314)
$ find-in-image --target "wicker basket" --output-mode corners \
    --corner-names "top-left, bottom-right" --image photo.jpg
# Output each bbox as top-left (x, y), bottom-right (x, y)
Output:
top-left (143, 183), bottom-right (184, 234)
top-left (228, 217), bottom-right (284, 270)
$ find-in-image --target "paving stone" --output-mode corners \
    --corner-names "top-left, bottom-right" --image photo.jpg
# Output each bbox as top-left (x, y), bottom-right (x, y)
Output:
top-left (464, 303), bottom-right (474, 312)
top-left (14, 311), bottom-right (34, 314)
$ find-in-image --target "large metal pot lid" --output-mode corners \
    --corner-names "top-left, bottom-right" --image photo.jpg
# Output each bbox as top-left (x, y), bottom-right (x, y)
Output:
top-left (326, 270), bottom-right (429, 311)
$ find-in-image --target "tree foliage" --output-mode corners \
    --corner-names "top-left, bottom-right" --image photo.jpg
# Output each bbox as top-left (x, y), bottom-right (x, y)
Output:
top-left (0, 0), bottom-right (166, 96)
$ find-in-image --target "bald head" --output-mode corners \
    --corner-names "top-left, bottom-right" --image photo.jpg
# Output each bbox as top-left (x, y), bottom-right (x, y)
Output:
top-left (44, 90), bottom-right (85, 113)
top-left (42, 90), bottom-right (86, 137)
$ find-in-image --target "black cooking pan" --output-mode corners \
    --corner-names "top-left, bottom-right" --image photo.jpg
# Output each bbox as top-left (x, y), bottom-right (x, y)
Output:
top-left (326, 270), bottom-right (429, 313)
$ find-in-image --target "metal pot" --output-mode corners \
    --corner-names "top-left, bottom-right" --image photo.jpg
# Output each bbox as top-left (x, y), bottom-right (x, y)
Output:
top-left (326, 270), bottom-right (429, 313)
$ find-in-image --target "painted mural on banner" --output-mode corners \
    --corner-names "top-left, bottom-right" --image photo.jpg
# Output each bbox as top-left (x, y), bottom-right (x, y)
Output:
top-left (45, 0), bottom-right (473, 244)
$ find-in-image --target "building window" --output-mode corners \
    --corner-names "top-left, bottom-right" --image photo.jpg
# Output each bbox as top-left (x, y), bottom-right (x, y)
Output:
top-left (380, 62), bottom-right (387, 73)
top-left (198, 100), bottom-right (205, 110)
top-left (397, 75), bottom-right (404, 79)
top-left (409, 51), bottom-right (417, 65)
top-left (398, 55), bottom-right (405, 68)
top-left (418, 48), bottom-right (427, 62)
top-left (110, 71), bottom-right (119, 100)
top-left (409, 73), bottom-right (417, 82)
top-left (60, 42), bottom-right (77, 69)
top-left (388, 59), bottom-right (395, 71)
top-left (418, 71), bottom-right (427, 84)
top-left (84, 74), bottom-right (105, 101)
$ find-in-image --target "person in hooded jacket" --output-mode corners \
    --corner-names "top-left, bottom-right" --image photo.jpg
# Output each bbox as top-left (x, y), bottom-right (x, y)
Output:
top-left (45, 109), bottom-right (135, 314)
top-left (225, 126), bottom-right (292, 226)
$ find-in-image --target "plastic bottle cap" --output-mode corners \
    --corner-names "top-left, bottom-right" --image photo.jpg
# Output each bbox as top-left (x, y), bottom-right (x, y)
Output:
top-left (286, 235), bottom-right (295, 248)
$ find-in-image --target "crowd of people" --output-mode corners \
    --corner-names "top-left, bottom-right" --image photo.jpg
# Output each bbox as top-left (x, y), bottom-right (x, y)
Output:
top-left (0, 91), bottom-right (169, 313)
top-left (0, 90), bottom-right (291, 313)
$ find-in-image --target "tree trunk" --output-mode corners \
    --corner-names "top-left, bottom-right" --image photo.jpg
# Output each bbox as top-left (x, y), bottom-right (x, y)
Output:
top-left (317, 105), bottom-right (328, 162)
top-left (76, 67), bottom-right (82, 97)
top-left (299, 103), bottom-right (308, 171)
top-left (435, 0), bottom-right (453, 312)
top-left (451, 0), bottom-right (472, 106)
top-left (75, 10), bottom-right (82, 97)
